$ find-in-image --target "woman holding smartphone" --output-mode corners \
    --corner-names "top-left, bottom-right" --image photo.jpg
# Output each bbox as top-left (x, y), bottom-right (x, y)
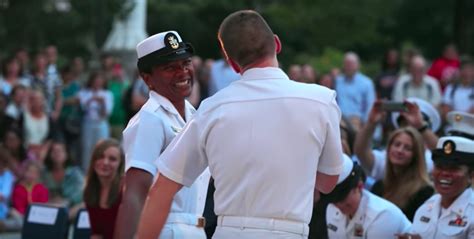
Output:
top-left (354, 99), bottom-right (435, 221)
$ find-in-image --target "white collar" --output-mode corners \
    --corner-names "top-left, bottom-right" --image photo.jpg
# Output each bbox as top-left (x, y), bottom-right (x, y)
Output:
top-left (241, 67), bottom-right (288, 81)
top-left (148, 91), bottom-right (195, 122)
top-left (444, 188), bottom-right (473, 217)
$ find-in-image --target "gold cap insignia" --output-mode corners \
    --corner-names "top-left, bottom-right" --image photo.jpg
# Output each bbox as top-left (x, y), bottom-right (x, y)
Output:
top-left (443, 141), bottom-right (454, 154)
top-left (168, 36), bottom-right (179, 49)
top-left (454, 114), bottom-right (463, 122)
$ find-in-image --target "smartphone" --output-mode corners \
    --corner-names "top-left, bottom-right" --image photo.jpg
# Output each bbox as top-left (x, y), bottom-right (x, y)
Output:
top-left (380, 101), bottom-right (407, 112)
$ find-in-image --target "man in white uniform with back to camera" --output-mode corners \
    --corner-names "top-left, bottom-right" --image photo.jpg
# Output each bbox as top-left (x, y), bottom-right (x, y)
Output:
top-left (114, 31), bottom-right (210, 239)
top-left (137, 10), bottom-right (344, 239)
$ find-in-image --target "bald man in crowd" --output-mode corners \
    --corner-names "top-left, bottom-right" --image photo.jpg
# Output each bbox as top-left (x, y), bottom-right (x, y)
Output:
top-left (392, 55), bottom-right (442, 107)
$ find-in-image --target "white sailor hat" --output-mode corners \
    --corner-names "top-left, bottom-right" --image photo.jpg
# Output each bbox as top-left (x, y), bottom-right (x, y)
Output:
top-left (445, 111), bottom-right (474, 140)
top-left (432, 136), bottom-right (474, 168)
top-left (392, 97), bottom-right (441, 132)
top-left (136, 31), bottom-right (194, 71)
top-left (321, 154), bottom-right (363, 203)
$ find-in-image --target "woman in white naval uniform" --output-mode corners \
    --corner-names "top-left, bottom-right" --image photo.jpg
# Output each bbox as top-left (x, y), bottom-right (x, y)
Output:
top-left (401, 136), bottom-right (474, 239)
top-left (114, 31), bottom-right (210, 239)
top-left (324, 154), bottom-right (411, 238)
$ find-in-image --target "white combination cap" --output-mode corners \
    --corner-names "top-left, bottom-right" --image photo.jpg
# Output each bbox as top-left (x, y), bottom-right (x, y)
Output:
top-left (445, 111), bottom-right (474, 140)
top-left (392, 97), bottom-right (441, 132)
top-left (136, 31), bottom-right (194, 71)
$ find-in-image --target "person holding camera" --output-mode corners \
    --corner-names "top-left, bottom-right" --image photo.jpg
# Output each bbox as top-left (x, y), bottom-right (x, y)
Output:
top-left (354, 99), bottom-right (436, 220)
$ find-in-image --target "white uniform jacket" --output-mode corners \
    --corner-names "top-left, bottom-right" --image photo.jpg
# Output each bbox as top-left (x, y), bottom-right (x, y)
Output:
top-left (326, 190), bottom-right (411, 238)
top-left (157, 67), bottom-right (344, 238)
top-left (122, 91), bottom-right (210, 238)
top-left (411, 188), bottom-right (474, 239)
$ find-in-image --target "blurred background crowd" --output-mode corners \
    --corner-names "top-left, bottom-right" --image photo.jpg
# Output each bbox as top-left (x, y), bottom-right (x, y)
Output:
top-left (0, 41), bottom-right (472, 235)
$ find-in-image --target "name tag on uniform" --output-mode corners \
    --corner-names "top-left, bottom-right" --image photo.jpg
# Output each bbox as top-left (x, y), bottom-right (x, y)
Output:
top-left (448, 216), bottom-right (467, 227)
top-left (420, 216), bottom-right (430, 223)
top-left (354, 223), bottom-right (364, 237)
top-left (327, 223), bottom-right (338, 232)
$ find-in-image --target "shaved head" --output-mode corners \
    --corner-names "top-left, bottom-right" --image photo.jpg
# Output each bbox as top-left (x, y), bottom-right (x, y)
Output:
top-left (218, 10), bottom-right (276, 68)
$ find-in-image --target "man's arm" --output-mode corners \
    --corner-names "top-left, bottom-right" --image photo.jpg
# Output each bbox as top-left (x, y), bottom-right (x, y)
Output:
top-left (316, 172), bottom-right (338, 194)
top-left (114, 168), bottom-right (153, 239)
top-left (137, 173), bottom-right (183, 238)
top-left (316, 94), bottom-right (343, 194)
top-left (354, 101), bottom-right (385, 173)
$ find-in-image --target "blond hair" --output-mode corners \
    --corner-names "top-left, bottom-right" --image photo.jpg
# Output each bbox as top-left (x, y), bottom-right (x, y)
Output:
top-left (383, 127), bottom-right (431, 208)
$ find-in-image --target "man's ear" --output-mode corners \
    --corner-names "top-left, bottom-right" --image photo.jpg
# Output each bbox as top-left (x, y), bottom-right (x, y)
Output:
top-left (228, 58), bottom-right (241, 74)
top-left (139, 72), bottom-right (152, 89)
top-left (274, 35), bottom-right (282, 54)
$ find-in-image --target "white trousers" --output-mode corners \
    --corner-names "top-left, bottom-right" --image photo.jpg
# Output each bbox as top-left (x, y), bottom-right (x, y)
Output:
top-left (159, 212), bottom-right (206, 239)
top-left (212, 216), bottom-right (308, 239)
top-left (213, 226), bottom-right (307, 239)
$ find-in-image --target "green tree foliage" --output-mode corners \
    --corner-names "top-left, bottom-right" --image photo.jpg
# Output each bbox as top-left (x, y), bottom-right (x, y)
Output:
top-left (145, 0), bottom-right (392, 66)
top-left (0, 0), bottom-right (127, 58)
top-left (1, 0), bottom-right (473, 76)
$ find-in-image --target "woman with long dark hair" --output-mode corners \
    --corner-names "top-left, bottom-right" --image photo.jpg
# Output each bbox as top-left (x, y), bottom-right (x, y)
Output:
top-left (355, 100), bottom-right (434, 221)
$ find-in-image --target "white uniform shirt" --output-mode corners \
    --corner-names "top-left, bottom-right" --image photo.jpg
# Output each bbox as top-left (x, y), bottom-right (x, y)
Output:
top-left (370, 149), bottom-right (434, 181)
top-left (411, 188), bottom-right (474, 239)
top-left (442, 84), bottom-right (474, 112)
top-left (157, 67), bottom-right (344, 224)
top-left (326, 190), bottom-right (411, 238)
top-left (122, 91), bottom-right (210, 215)
top-left (392, 74), bottom-right (442, 106)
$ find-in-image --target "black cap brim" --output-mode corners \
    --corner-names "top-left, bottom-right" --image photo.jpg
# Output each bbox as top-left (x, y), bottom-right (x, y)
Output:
top-left (432, 149), bottom-right (474, 168)
top-left (320, 164), bottom-right (363, 203)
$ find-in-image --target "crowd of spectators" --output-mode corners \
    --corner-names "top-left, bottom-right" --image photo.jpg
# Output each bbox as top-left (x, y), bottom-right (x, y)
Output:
top-left (0, 42), bottom-right (472, 237)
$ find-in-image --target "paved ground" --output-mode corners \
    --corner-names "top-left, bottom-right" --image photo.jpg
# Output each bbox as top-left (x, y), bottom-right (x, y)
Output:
top-left (0, 232), bottom-right (20, 239)
top-left (0, 226), bottom-right (77, 239)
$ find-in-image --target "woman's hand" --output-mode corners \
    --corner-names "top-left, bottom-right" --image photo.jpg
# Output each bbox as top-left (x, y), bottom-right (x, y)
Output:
top-left (400, 100), bottom-right (425, 129)
top-left (367, 100), bottom-right (386, 125)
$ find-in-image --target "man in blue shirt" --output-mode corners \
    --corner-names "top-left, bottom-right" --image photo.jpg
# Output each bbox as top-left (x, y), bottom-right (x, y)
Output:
top-left (335, 52), bottom-right (376, 130)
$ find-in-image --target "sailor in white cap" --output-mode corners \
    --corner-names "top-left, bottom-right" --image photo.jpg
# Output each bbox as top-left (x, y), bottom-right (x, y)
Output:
top-left (445, 111), bottom-right (474, 140)
top-left (114, 31), bottom-right (210, 239)
top-left (400, 136), bottom-right (474, 239)
top-left (137, 10), bottom-right (343, 239)
top-left (324, 154), bottom-right (411, 238)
